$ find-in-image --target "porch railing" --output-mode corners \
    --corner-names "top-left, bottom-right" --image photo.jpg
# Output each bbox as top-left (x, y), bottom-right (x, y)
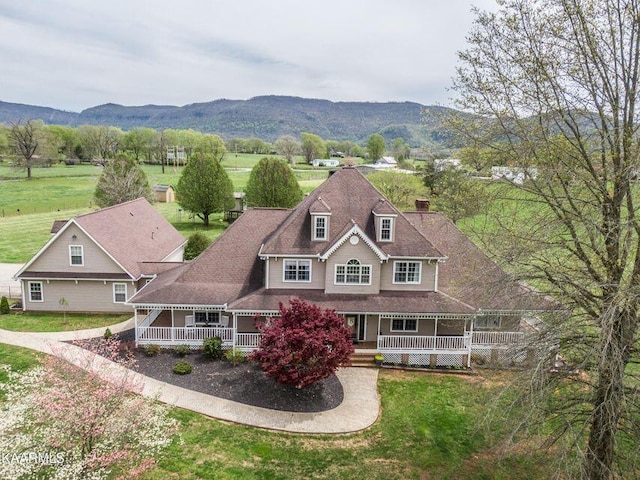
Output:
top-left (138, 326), bottom-right (235, 345)
top-left (234, 333), bottom-right (261, 351)
top-left (136, 309), bottom-right (162, 344)
top-left (377, 334), bottom-right (472, 352)
top-left (472, 331), bottom-right (525, 345)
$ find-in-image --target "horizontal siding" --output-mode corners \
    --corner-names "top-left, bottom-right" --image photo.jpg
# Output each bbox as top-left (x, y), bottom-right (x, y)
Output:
top-left (324, 239), bottom-right (380, 294)
top-left (22, 279), bottom-right (134, 313)
top-left (29, 224), bottom-right (125, 275)
top-left (379, 260), bottom-right (436, 291)
top-left (267, 258), bottom-right (326, 290)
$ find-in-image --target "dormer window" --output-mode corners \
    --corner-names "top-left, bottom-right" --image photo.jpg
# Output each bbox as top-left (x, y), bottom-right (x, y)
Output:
top-left (380, 218), bottom-right (393, 241)
top-left (312, 215), bottom-right (328, 241)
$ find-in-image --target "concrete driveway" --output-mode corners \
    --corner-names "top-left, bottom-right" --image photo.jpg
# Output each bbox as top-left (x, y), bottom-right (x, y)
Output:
top-left (0, 263), bottom-right (23, 299)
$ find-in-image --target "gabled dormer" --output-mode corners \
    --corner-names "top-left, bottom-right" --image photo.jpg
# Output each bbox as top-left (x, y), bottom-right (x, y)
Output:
top-left (372, 199), bottom-right (398, 243)
top-left (309, 197), bottom-right (331, 241)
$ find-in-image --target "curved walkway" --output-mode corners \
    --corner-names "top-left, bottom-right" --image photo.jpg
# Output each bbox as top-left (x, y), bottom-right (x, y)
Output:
top-left (0, 319), bottom-right (380, 434)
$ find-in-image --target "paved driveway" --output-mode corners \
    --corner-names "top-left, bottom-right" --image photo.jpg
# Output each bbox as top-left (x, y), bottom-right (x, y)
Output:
top-left (0, 263), bottom-right (23, 298)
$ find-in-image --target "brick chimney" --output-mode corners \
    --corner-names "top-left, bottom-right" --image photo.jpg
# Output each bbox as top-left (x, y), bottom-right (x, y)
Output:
top-left (415, 198), bottom-right (430, 212)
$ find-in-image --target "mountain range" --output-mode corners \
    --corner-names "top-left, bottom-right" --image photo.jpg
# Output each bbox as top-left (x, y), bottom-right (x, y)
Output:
top-left (0, 95), bottom-right (459, 147)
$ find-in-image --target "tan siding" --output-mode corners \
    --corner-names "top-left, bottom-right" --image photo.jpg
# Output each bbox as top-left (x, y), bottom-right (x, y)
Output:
top-left (29, 224), bottom-right (126, 275)
top-left (236, 315), bottom-right (260, 332)
top-left (379, 261), bottom-right (436, 291)
top-left (163, 247), bottom-right (184, 262)
top-left (267, 258), bottom-right (325, 289)
top-left (22, 279), bottom-right (134, 313)
top-left (324, 239), bottom-right (381, 294)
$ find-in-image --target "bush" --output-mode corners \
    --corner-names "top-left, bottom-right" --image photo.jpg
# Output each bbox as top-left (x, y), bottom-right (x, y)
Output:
top-left (225, 348), bottom-right (246, 366)
top-left (173, 361), bottom-right (193, 375)
top-left (103, 328), bottom-right (113, 339)
top-left (0, 296), bottom-right (10, 315)
top-left (202, 336), bottom-right (224, 360)
top-left (184, 232), bottom-right (211, 260)
top-left (175, 344), bottom-right (192, 357)
top-left (144, 343), bottom-right (161, 357)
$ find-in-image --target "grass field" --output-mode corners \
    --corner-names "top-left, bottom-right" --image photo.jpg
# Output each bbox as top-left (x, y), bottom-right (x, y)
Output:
top-left (0, 154), bottom-right (333, 262)
top-left (0, 312), bottom-right (130, 332)
top-left (0, 340), bottom-right (551, 480)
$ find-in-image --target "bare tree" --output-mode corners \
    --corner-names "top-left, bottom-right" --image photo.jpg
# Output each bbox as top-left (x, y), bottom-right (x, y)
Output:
top-left (8, 119), bottom-right (44, 179)
top-left (274, 135), bottom-right (300, 165)
top-left (454, 1), bottom-right (640, 478)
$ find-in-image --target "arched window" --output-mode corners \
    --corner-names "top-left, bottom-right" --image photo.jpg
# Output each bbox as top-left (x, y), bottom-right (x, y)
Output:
top-left (335, 259), bottom-right (371, 285)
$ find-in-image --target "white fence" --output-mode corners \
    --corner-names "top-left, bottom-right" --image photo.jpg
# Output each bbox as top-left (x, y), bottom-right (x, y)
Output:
top-left (377, 334), bottom-right (471, 352)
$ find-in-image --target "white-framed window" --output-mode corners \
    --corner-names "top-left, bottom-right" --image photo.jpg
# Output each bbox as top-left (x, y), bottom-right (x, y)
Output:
top-left (69, 245), bottom-right (84, 266)
top-left (475, 314), bottom-right (501, 329)
top-left (283, 259), bottom-right (311, 282)
top-left (28, 281), bottom-right (43, 302)
top-left (113, 283), bottom-right (127, 303)
top-left (335, 259), bottom-right (371, 285)
top-left (393, 261), bottom-right (422, 284)
top-left (194, 311), bottom-right (220, 325)
top-left (391, 318), bottom-right (418, 332)
top-left (313, 216), bottom-right (328, 240)
top-left (380, 217), bottom-right (393, 241)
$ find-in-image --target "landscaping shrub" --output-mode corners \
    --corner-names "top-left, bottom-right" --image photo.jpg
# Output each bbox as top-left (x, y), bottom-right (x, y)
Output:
top-left (103, 328), bottom-right (113, 339)
top-left (225, 348), bottom-right (246, 366)
top-left (202, 336), bottom-right (224, 360)
top-left (144, 343), bottom-right (161, 357)
top-left (175, 344), bottom-right (192, 357)
top-left (173, 361), bottom-right (193, 375)
top-left (0, 296), bottom-right (10, 315)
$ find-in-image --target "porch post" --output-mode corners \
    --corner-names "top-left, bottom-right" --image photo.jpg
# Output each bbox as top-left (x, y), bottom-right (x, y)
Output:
top-left (376, 316), bottom-right (381, 350)
top-left (171, 308), bottom-right (175, 342)
top-left (434, 317), bottom-right (438, 337)
top-left (134, 308), bottom-right (139, 346)
top-left (232, 313), bottom-right (237, 348)
top-left (467, 316), bottom-right (474, 368)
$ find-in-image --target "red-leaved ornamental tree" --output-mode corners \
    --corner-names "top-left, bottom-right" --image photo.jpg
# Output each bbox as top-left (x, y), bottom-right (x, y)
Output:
top-left (251, 298), bottom-right (354, 389)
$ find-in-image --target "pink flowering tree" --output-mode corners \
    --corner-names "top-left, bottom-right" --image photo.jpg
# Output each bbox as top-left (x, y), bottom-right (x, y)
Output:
top-left (0, 337), bottom-right (178, 480)
top-left (251, 298), bottom-right (354, 389)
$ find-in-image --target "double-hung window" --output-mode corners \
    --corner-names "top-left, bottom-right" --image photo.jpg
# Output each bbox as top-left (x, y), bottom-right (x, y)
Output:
top-left (69, 245), bottom-right (84, 266)
top-left (29, 282), bottom-right (43, 302)
top-left (313, 216), bottom-right (328, 241)
top-left (391, 318), bottom-right (418, 332)
top-left (113, 283), bottom-right (127, 303)
top-left (284, 260), bottom-right (311, 282)
top-left (393, 261), bottom-right (422, 284)
top-left (194, 311), bottom-right (220, 325)
top-left (380, 218), bottom-right (393, 241)
top-left (335, 259), bottom-right (371, 285)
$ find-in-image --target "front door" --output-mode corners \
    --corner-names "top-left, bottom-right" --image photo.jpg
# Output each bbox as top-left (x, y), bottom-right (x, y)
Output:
top-left (346, 314), bottom-right (366, 342)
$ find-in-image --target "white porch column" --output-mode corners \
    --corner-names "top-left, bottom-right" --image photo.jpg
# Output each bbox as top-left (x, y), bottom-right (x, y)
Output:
top-left (134, 308), bottom-right (139, 346)
top-left (171, 308), bottom-right (175, 342)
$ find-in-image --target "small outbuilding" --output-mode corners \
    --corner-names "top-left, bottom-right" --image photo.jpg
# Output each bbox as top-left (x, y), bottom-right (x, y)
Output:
top-left (153, 185), bottom-right (175, 203)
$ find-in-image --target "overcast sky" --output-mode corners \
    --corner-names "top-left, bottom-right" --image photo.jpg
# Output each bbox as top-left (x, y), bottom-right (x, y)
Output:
top-left (0, 1), bottom-right (497, 112)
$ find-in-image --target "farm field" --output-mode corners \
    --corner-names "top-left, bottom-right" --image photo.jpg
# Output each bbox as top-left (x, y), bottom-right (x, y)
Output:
top-left (0, 154), bottom-right (332, 262)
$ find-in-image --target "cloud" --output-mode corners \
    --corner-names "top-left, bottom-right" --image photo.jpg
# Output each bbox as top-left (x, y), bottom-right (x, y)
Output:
top-left (0, 0), bottom-right (498, 111)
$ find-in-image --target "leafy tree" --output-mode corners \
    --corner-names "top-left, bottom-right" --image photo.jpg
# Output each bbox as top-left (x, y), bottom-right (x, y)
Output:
top-left (367, 171), bottom-right (427, 211)
top-left (122, 127), bottom-right (156, 162)
top-left (251, 298), bottom-right (354, 389)
top-left (175, 153), bottom-right (234, 226)
top-left (300, 132), bottom-right (326, 163)
top-left (94, 155), bottom-right (153, 207)
top-left (274, 135), bottom-right (300, 165)
top-left (390, 137), bottom-right (410, 161)
top-left (454, 1), bottom-right (640, 478)
top-left (366, 133), bottom-right (386, 162)
top-left (195, 134), bottom-right (226, 162)
top-left (8, 119), bottom-right (46, 178)
top-left (429, 169), bottom-right (489, 223)
top-left (244, 157), bottom-right (303, 208)
top-left (184, 232), bottom-right (211, 260)
top-left (46, 125), bottom-right (80, 161)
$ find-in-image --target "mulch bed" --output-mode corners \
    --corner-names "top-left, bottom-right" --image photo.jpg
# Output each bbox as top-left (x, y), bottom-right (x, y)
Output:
top-left (76, 329), bottom-right (344, 413)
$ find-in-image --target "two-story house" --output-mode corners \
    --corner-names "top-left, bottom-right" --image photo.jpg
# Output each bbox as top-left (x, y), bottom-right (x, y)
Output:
top-left (129, 168), bottom-right (552, 367)
top-left (15, 198), bottom-right (186, 313)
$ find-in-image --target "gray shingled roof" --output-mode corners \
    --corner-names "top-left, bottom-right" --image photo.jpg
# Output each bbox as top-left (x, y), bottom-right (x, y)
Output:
top-left (73, 198), bottom-right (186, 279)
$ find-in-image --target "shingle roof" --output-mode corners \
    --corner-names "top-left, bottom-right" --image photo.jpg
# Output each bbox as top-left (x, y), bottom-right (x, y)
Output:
top-left (128, 208), bottom-right (291, 306)
top-left (260, 168), bottom-right (444, 258)
top-left (73, 198), bottom-right (186, 278)
top-left (404, 211), bottom-right (556, 311)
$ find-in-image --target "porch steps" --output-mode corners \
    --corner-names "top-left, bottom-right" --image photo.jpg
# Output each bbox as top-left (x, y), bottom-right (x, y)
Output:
top-left (350, 350), bottom-right (380, 368)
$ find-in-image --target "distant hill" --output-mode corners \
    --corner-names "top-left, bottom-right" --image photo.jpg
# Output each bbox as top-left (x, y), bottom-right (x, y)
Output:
top-left (0, 96), bottom-right (460, 147)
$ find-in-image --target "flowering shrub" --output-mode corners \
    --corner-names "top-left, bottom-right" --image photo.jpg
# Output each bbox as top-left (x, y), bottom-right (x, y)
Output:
top-left (250, 298), bottom-right (354, 388)
top-left (0, 337), bottom-right (179, 479)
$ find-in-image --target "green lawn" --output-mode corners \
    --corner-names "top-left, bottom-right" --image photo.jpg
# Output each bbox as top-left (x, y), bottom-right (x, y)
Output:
top-left (0, 312), bottom-right (130, 332)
